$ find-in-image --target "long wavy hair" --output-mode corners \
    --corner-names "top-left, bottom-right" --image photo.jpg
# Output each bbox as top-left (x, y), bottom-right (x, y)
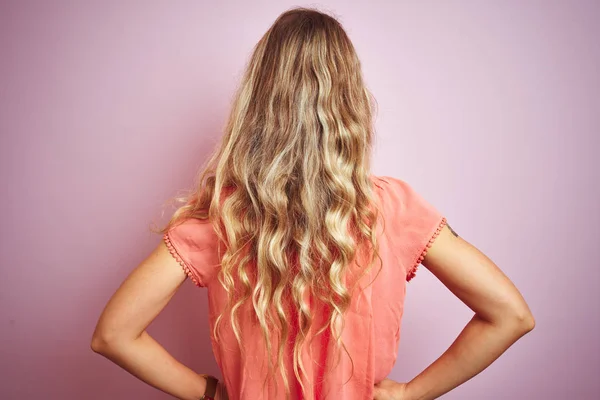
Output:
top-left (159, 7), bottom-right (384, 399)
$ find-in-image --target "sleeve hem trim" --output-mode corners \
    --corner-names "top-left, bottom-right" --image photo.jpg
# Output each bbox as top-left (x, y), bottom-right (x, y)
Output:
top-left (163, 232), bottom-right (204, 287)
top-left (406, 217), bottom-right (448, 282)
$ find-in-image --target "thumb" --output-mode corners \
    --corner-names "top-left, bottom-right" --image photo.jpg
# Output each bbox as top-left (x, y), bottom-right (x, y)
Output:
top-left (372, 385), bottom-right (381, 400)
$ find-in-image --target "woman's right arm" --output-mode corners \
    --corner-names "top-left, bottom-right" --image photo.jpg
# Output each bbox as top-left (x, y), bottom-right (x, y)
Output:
top-left (403, 223), bottom-right (535, 400)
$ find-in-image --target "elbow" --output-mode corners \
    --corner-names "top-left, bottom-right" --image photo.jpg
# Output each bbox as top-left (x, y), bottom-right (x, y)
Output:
top-left (90, 332), bottom-right (111, 354)
top-left (482, 298), bottom-right (535, 337)
top-left (505, 306), bottom-right (535, 336)
top-left (518, 309), bottom-right (536, 333)
top-left (91, 327), bottom-right (140, 355)
top-left (90, 328), bottom-right (122, 355)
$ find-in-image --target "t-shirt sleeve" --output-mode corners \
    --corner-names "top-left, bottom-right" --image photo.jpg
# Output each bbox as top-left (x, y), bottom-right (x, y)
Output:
top-left (163, 218), bottom-right (218, 288)
top-left (377, 176), bottom-right (447, 281)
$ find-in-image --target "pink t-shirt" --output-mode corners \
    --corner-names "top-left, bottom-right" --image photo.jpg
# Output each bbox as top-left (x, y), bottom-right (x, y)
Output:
top-left (164, 175), bottom-right (446, 400)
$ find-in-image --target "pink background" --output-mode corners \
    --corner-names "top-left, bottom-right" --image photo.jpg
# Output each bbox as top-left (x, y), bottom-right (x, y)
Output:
top-left (1, 1), bottom-right (598, 399)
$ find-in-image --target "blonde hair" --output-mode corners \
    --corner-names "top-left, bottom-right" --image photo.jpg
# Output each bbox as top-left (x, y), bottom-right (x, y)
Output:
top-left (160, 7), bottom-right (384, 398)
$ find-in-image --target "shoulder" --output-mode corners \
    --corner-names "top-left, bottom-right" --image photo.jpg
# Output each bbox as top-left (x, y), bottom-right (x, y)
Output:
top-left (164, 217), bottom-right (220, 288)
top-left (166, 217), bottom-right (217, 250)
top-left (370, 174), bottom-right (442, 233)
top-left (370, 174), bottom-right (446, 281)
top-left (370, 174), bottom-right (423, 207)
top-left (371, 174), bottom-right (413, 190)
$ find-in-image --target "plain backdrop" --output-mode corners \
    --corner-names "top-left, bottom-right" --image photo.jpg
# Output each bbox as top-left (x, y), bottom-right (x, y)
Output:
top-left (1, 0), bottom-right (598, 399)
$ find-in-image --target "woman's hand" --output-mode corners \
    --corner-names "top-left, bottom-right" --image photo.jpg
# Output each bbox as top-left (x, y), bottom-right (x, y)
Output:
top-left (373, 378), bottom-right (409, 400)
top-left (215, 380), bottom-right (229, 400)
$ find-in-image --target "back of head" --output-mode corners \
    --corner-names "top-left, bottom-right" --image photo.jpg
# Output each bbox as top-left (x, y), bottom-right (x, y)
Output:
top-left (164, 7), bottom-right (383, 399)
top-left (221, 7), bottom-right (377, 187)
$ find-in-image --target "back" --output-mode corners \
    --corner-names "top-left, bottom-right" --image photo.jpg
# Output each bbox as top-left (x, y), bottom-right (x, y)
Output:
top-left (164, 175), bottom-right (446, 399)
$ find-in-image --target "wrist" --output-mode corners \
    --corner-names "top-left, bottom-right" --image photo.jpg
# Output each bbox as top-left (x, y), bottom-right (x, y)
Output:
top-left (199, 374), bottom-right (219, 400)
top-left (403, 379), bottom-right (420, 400)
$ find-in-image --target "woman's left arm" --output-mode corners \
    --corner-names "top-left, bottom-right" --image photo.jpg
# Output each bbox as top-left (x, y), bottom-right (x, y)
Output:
top-left (91, 239), bottom-right (210, 400)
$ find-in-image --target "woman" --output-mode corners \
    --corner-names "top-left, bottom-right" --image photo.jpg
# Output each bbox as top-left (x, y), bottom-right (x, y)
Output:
top-left (91, 7), bottom-right (534, 400)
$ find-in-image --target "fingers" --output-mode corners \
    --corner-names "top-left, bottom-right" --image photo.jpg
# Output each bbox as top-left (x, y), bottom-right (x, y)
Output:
top-left (216, 382), bottom-right (229, 400)
top-left (373, 385), bottom-right (381, 400)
